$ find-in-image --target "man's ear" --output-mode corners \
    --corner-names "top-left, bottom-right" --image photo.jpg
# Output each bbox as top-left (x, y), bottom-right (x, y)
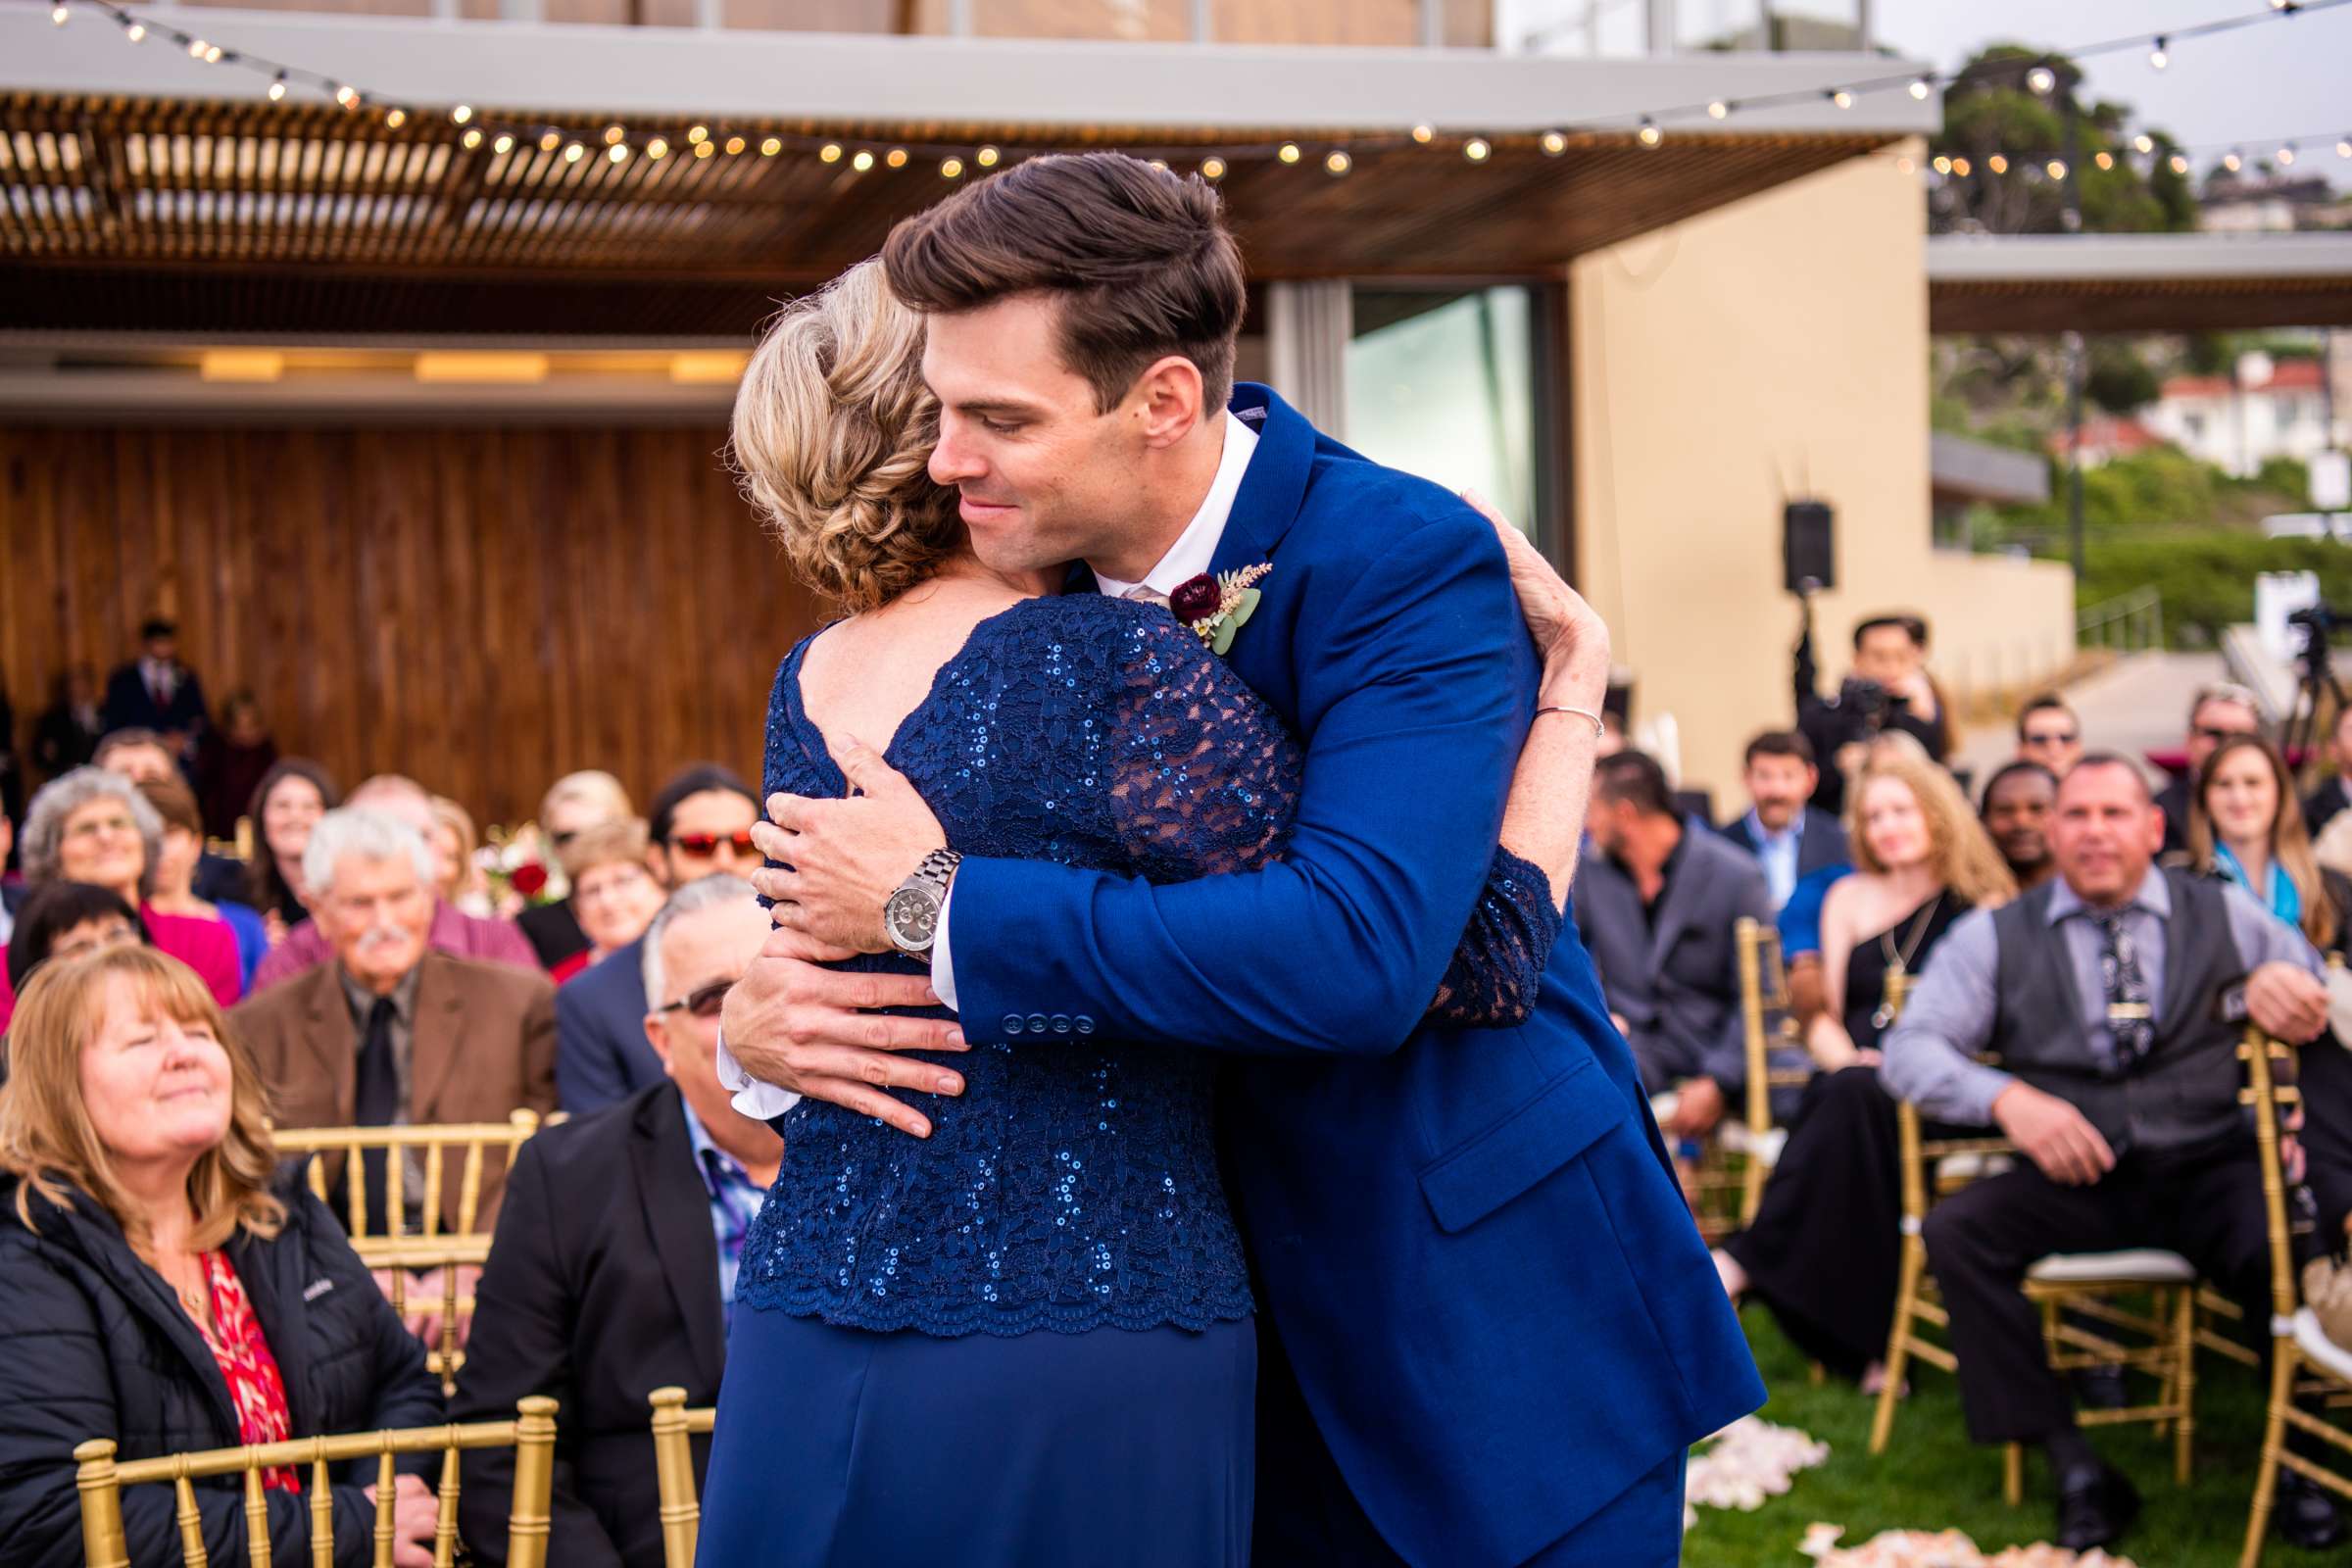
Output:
top-left (1130, 356), bottom-right (1206, 450)
top-left (642, 1014), bottom-right (676, 1073)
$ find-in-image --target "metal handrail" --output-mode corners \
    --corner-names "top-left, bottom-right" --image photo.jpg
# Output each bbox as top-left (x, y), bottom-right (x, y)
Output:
top-left (2076, 584), bottom-right (2164, 655)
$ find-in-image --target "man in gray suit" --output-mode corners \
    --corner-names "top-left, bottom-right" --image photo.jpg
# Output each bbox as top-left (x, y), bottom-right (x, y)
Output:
top-left (1578, 751), bottom-right (1775, 1146)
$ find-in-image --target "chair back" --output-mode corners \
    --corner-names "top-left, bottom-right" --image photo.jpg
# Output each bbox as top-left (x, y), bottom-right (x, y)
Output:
top-left (1734, 917), bottom-right (1805, 1125)
top-left (646, 1389), bottom-right (717, 1568)
top-left (2242, 1029), bottom-right (2304, 1326)
top-left (73, 1396), bottom-right (558, 1568)
top-left (348, 1234), bottom-right (496, 1391)
top-left (274, 1111), bottom-right (543, 1242)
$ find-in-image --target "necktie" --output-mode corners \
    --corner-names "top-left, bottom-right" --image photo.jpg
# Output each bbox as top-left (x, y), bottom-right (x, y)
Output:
top-left (1121, 585), bottom-right (1170, 608)
top-left (354, 997), bottom-right (401, 1234)
top-left (2090, 909), bottom-right (2155, 1074)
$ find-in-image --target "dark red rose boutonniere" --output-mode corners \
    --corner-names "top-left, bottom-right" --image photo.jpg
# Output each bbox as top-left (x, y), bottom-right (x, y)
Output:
top-left (1166, 564), bottom-right (1271, 656)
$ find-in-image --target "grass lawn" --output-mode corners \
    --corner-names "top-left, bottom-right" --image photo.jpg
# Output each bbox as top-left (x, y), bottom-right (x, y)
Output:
top-left (1680, 1308), bottom-right (2337, 1567)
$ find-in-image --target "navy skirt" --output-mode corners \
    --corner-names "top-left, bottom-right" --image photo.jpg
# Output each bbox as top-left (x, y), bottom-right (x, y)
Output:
top-left (695, 1304), bottom-right (1256, 1568)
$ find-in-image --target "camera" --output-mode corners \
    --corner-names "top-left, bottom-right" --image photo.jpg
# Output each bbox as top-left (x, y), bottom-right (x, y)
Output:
top-left (2289, 603), bottom-right (2336, 671)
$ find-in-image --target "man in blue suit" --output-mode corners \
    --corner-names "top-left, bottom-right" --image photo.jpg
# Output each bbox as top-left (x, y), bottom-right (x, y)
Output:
top-left (1717, 729), bottom-right (1849, 913)
top-left (724, 152), bottom-right (1760, 1565)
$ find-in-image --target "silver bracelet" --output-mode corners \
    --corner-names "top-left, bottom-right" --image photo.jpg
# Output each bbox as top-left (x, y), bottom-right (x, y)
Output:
top-left (1535, 704), bottom-right (1607, 740)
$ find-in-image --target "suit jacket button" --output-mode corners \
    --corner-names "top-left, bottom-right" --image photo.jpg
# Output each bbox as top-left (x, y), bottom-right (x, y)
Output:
top-left (1026, 1013), bottom-right (1050, 1035)
top-left (1075, 1015), bottom-right (1096, 1035)
top-left (1002, 1014), bottom-right (1026, 1036)
top-left (1051, 1014), bottom-right (1072, 1034)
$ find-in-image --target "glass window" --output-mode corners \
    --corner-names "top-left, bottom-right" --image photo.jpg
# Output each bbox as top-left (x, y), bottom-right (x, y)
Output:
top-left (1345, 285), bottom-right (1543, 541)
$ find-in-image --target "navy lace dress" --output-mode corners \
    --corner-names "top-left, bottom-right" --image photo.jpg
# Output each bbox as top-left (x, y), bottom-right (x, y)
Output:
top-left (696, 594), bottom-right (1557, 1568)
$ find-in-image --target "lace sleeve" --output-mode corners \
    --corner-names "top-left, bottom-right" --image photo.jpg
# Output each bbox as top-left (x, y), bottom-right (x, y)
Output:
top-left (1105, 612), bottom-right (1301, 882)
top-left (1428, 847), bottom-right (1560, 1027)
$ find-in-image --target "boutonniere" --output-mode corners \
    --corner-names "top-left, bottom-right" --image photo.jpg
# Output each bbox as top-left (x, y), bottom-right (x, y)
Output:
top-left (1167, 564), bottom-right (1271, 657)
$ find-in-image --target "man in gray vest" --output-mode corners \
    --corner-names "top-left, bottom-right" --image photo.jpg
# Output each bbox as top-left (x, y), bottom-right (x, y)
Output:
top-left (1884, 754), bottom-right (2334, 1554)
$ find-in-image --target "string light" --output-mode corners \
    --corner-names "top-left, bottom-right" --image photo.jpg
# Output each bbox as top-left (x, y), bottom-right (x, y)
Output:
top-left (453, 106), bottom-right (473, 125)
top-left (1200, 156), bottom-right (1226, 179)
top-left (203, 43), bottom-right (222, 62)
top-left (608, 142), bottom-right (628, 163)
top-left (2044, 158), bottom-right (2066, 179)
top-left (564, 142), bottom-right (584, 163)
top-left (493, 133), bottom-right (514, 155)
top-left (1277, 143), bottom-right (1300, 164)
top-left (1462, 137), bottom-right (1491, 163)
top-left (1410, 124), bottom-right (1434, 144)
top-left (760, 135), bottom-right (780, 156)
top-left (886, 146), bottom-right (908, 167)
top-left (940, 156), bottom-right (963, 178)
top-left (645, 137), bottom-right (667, 158)
top-left (267, 73), bottom-right (286, 101)
top-left (975, 146), bottom-right (1000, 168)
top-left (2094, 150), bottom-right (2114, 170)
top-left (1932, 155), bottom-right (1951, 174)
top-left (384, 107), bottom-right (407, 128)
top-left (687, 124), bottom-right (708, 145)
top-left (334, 84), bottom-right (359, 108)
top-left (819, 142), bottom-right (843, 163)
top-left (1830, 89), bottom-right (1854, 109)
top-left (2149, 36), bottom-right (2169, 68)
top-left (2133, 133), bottom-right (2155, 154)
top-left (1541, 130), bottom-right (1566, 155)
top-left (604, 124), bottom-right (626, 145)
top-left (184, 35), bottom-right (206, 57)
top-left (1986, 153), bottom-right (2009, 173)
top-left (1951, 156), bottom-right (1972, 176)
top-left (2339, 136), bottom-right (2352, 159)
top-left (2223, 148), bottom-right (2243, 171)
top-left (461, 127), bottom-right (482, 149)
top-left (1706, 100), bottom-right (1731, 121)
top-left (1908, 76), bottom-right (1932, 100)
top-left (2170, 153), bottom-right (2190, 173)
top-left (1637, 118), bottom-right (1662, 147)
top-left (726, 134), bottom-right (747, 155)
top-left (851, 149), bottom-right (874, 171)
top-left (694, 140), bottom-right (714, 159)
top-left (1324, 150), bottom-right (1350, 175)
top-left (539, 130), bottom-right (561, 152)
top-left (2026, 65), bottom-right (2057, 94)
top-left (122, 18), bottom-right (142, 38)
top-left (50, 3), bottom-right (70, 24)
top-left (2278, 143), bottom-right (2296, 164)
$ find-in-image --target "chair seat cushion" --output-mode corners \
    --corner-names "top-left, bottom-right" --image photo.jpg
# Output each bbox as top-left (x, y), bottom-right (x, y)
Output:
top-left (2026, 1249), bottom-right (2196, 1285)
top-left (2293, 1306), bottom-right (2352, 1386)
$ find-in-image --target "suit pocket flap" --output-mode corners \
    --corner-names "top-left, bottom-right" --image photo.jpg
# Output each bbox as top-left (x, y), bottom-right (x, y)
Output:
top-left (1416, 1056), bottom-right (1626, 1235)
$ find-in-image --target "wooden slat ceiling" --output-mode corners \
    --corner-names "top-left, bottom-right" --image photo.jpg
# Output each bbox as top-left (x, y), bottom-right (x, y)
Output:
top-left (1, 92), bottom-right (1895, 338)
top-left (1930, 275), bottom-right (2352, 335)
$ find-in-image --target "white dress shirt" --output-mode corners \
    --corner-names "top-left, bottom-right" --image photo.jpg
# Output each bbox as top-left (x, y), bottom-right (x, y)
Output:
top-left (723, 412), bottom-right (1259, 1117)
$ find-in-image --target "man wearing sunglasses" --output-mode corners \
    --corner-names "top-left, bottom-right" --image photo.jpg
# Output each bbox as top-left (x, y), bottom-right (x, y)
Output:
top-left (2156, 684), bottom-right (2264, 857)
top-left (555, 764), bottom-right (761, 1114)
top-left (455, 873), bottom-right (780, 1568)
top-left (2015, 694), bottom-right (2083, 780)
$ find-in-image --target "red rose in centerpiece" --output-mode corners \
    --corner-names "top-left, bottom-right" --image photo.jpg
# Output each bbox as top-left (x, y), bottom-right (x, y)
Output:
top-left (510, 862), bottom-right (549, 898)
top-left (1168, 573), bottom-right (1223, 626)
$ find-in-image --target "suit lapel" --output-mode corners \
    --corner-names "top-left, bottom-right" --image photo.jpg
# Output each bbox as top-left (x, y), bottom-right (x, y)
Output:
top-left (1205, 384), bottom-right (1314, 578)
top-left (409, 955), bottom-right (468, 1121)
top-left (1650, 841), bottom-right (1713, 967)
top-left (632, 1088), bottom-right (726, 1388)
top-left (300, 967), bottom-right (358, 1121)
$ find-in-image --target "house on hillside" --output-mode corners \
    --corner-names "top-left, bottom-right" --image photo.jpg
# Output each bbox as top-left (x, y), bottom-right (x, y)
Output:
top-left (2142, 354), bottom-right (2336, 476)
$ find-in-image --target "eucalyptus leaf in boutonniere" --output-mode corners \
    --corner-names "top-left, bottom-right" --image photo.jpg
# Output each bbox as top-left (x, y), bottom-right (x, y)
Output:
top-left (1167, 564), bottom-right (1271, 657)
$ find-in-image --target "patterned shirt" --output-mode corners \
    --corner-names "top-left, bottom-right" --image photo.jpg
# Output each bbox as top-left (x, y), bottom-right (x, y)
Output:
top-left (195, 1250), bottom-right (300, 1493)
top-left (679, 1100), bottom-right (766, 1311)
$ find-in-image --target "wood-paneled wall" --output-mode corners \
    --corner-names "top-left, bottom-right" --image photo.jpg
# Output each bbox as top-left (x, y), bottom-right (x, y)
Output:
top-left (0, 425), bottom-right (829, 826)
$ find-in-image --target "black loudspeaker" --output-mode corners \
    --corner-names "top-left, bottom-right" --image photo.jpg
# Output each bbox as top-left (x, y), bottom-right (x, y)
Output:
top-left (1784, 501), bottom-right (1836, 597)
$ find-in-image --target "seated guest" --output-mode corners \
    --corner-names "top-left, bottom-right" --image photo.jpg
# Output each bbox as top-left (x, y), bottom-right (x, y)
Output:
top-left (0, 815), bottom-right (19, 942)
top-left (250, 774), bottom-right (536, 993)
top-left (516, 771), bottom-right (635, 971)
top-left (1715, 739), bottom-right (2014, 1385)
top-left (2015, 694), bottom-right (2083, 779)
top-left (549, 820), bottom-right (664, 986)
top-left (556, 765), bottom-right (759, 1115)
top-left (1579, 750), bottom-right (1773, 1143)
top-left (453, 875), bottom-right (779, 1567)
top-left (6, 882), bottom-right (145, 995)
top-left (1883, 755), bottom-right (2337, 1552)
top-left (98, 729), bottom-right (250, 910)
top-left (2306, 706), bottom-right (2352, 842)
top-left (2156, 683), bottom-right (2264, 856)
top-left (1719, 730), bottom-right (1849, 913)
top-left (3, 768), bottom-right (241, 1032)
top-left (140, 775), bottom-right (270, 991)
top-left (246, 759), bottom-right (339, 941)
top-left (196, 690), bottom-right (278, 841)
top-left (101, 617), bottom-right (210, 760)
top-left (426, 796), bottom-right (491, 918)
top-left (0, 945), bottom-right (444, 1565)
top-left (230, 809), bottom-right (557, 1239)
top-left (1981, 760), bottom-right (2059, 893)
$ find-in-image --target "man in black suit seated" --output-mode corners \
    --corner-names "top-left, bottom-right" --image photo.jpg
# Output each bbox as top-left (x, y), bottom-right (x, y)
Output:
top-left (1580, 751), bottom-right (1775, 1147)
top-left (100, 618), bottom-right (209, 763)
top-left (1717, 729), bottom-right (1849, 913)
top-left (454, 872), bottom-right (781, 1567)
top-left (555, 765), bottom-right (762, 1113)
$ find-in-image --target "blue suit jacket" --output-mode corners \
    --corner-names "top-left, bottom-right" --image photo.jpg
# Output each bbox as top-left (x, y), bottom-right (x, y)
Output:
top-left (553, 936), bottom-right (660, 1116)
top-left (950, 386), bottom-right (1762, 1565)
top-left (1718, 805), bottom-right (1850, 887)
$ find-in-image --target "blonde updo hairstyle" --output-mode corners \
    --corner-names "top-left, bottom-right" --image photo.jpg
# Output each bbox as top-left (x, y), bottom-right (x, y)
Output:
top-left (730, 259), bottom-right (962, 612)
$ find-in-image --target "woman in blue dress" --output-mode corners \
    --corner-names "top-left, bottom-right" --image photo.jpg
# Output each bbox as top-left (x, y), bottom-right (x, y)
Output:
top-left (695, 261), bottom-right (1597, 1567)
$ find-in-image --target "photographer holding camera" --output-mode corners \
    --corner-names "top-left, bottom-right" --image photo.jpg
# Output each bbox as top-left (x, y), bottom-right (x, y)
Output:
top-left (1795, 608), bottom-right (1952, 815)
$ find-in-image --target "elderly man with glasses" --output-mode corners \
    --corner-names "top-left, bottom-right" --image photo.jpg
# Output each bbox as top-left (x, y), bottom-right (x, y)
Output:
top-left (2156, 683), bottom-right (2265, 857)
top-left (452, 873), bottom-right (780, 1568)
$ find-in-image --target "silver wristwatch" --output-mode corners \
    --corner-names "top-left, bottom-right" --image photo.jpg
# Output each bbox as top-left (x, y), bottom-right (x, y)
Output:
top-left (883, 849), bottom-right (962, 957)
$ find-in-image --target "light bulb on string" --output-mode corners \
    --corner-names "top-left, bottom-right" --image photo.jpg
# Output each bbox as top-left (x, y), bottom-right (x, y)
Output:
top-left (564, 142), bottom-right (585, 164)
top-left (2133, 133), bottom-right (2154, 155)
top-left (727, 135), bottom-right (748, 155)
top-left (2094, 151), bottom-right (2113, 171)
top-left (1540, 130), bottom-right (1565, 155)
top-left (2026, 65), bottom-right (2056, 95)
top-left (2148, 36), bottom-right (2168, 69)
top-left (384, 108), bottom-right (407, 128)
top-left (608, 143), bottom-right (628, 163)
top-left (462, 128), bottom-right (482, 150)
top-left (1932, 155), bottom-right (1951, 174)
top-left (493, 133), bottom-right (515, 155)
top-left (123, 19), bottom-right (143, 39)
top-left (267, 74), bottom-right (287, 101)
top-left (1908, 77), bottom-right (1932, 101)
top-left (1829, 89), bottom-right (1853, 110)
top-left (941, 156), bottom-right (963, 178)
top-left (2278, 144), bottom-right (2295, 165)
top-left (1951, 156), bottom-right (1971, 176)
top-left (1324, 150), bottom-right (1350, 175)
top-left (540, 130), bottom-right (563, 152)
top-left (694, 140), bottom-right (714, 160)
top-left (49, 3), bottom-right (68, 25)
top-left (646, 137), bottom-right (668, 159)
top-left (454, 105), bottom-right (474, 125)
top-left (1462, 137), bottom-right (1491, 163)
top-left (2045, 159), bottom-right (2066, 180)
top-left (604, 124), bottom-right (626, 145)
top-left (1637, 119), bottom-right (1662, 148)
top-left (1707, 100), bottom-right (1731, 121)
top-left (203, 43), bottom-right (222, 62)
top-left (185, 36), bottom-right (207, 57)
top-left (975, 145), bottom-right (1000, 168)
top-left (852, 149), bottom-right (875, 172)
top-left (2169, 153), bottom-right (2189, 174)
top-left (885, 147), bottom-right (907, 168)
top-left (1986, 153), bottom-right (2008, 173)
top-left (2223, 149), bottom-right (2242, 172)
top-left (685, 125), bottom-right (709, 145)
top-left (819, 143), bottom-right (843, 163)
top-left (1277, 143), bottom-right (1300, 164)
top-left (1200, 156), bottom-right (1226, 180)
top-left (2338, 136), bottom-right (2352, 159)
top-left (760, 136), bottom-right (781, 156)
top-left (1411, 124), bottom-right (1434, 144)
top-left (335, 84), bottom-right (359, 108)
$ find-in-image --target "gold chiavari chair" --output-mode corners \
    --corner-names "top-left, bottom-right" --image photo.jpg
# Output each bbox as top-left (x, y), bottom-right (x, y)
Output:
top-left (273, 1110), bottom-right (545, 1245)
top-left (647, 1389), bottom-right (718, 1568)
top-left (1728, 916), bottom-right (1815, 1227)
top-left (1869, 970), bottom-right (2201, 1505)
top-left (73, 1396), bottom-right (558, 1568)
top-left (2239, 1031), bottom-right (2352, 1565)
top-left (353, 1233), bottom-right (496, 1392)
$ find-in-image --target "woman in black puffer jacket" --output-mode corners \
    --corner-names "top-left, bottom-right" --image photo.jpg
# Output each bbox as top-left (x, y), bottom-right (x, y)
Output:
top-left (0, 945), bottom-right (446, 1566)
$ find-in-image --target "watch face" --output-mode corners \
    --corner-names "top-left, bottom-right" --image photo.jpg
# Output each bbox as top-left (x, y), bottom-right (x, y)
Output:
top-left (886, 887), bottom-right (939, 951)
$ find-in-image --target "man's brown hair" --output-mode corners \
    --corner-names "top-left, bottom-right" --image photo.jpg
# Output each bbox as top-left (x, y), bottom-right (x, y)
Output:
top-left (881, 151), bottom-right (1247, 415)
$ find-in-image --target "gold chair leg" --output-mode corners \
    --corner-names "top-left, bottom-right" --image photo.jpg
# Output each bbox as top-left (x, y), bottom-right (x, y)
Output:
top-left (2175, 1286), bottom-right (2197, 1486)
top-left (1872, 1236), bottom-right (1925, 1456)
top-left (2242, 1344), bottom-right (2299, 1568)
top-left (2003, 1443), bottom-right (2024, 1506)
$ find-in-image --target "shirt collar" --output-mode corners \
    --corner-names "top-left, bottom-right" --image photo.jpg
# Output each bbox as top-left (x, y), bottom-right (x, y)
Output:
top-left (338, 963), bottom-right (420, 1028)
top-left (1745, 808), bottom-right (1797, 849)
top-left (678, 1097), bottom-right (753, 1198)
top-left (1090, 412), bottom-right (1258, 600)
top-left (2045, 864), bottom-right (2171, 926)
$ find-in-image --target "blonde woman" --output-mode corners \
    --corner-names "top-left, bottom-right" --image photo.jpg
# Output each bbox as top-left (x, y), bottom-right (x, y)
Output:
top-left (1718, 736), bottom-right (2017, 1387)
top-left (0, 947), bottom-right (443, 1564)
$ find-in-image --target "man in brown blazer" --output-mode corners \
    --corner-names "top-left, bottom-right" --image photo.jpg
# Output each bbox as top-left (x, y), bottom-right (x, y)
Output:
top-left (232, 808), bottom-right (558, 1238)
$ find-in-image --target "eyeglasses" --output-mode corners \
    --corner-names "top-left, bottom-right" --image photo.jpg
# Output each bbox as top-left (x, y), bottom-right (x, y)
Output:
top-left (670, 830), bottom-right (757, 859)
top-left (65, 812), bottom-right (138, 842)
top-left (653, 977), bottom-right (737, 1019)
top-left (573, 865), bottom-right (652, 906)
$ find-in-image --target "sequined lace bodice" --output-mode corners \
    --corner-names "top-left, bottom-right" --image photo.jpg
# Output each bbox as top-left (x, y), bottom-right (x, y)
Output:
top-left (735, 593), bottom-right (1559, 1338)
